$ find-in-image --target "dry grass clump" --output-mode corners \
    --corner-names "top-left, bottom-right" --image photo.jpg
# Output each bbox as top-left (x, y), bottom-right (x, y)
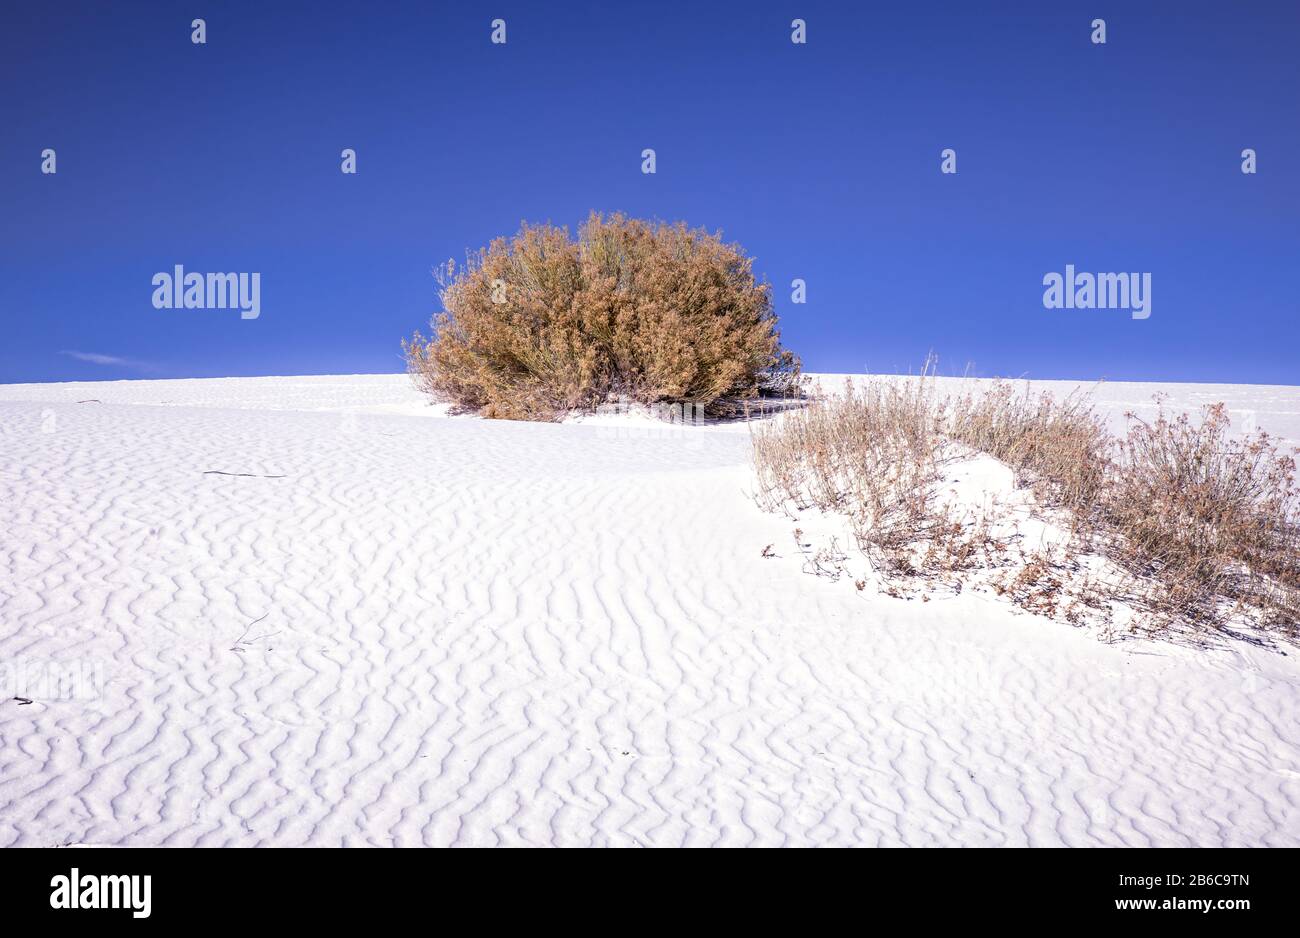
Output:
top-left (403, 212), bottom-right (799, 421)
top-left (752, 372), bottom-right (994, 585)
top-left (950, 381), bottom-right (1109, 515)
top-left (753, 376), bottom-right (1300, 642)
top-left (1103, 403), bottom-right (1300, 633)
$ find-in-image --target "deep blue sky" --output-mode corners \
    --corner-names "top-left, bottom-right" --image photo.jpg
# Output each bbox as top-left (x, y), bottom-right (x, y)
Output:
top-left (2, 1), bottom-right (1297, 385)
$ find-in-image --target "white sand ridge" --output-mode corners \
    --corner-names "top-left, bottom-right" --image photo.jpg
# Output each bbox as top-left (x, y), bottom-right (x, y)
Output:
top-left (1, 373), bottom-right (1298, 846)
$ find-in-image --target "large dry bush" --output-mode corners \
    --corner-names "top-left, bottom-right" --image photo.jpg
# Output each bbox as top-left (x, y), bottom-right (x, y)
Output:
top-left (403, 213), bottom-right (799, 420)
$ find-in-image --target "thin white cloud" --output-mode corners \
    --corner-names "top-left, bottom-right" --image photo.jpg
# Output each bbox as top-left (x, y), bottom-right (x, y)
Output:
top-left (60, 350), bottom-right (157, 371)
top-left (62, 350), bottom-right (130, 365)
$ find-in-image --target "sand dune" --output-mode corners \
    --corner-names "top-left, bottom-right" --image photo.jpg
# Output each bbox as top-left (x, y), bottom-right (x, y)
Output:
top-left (1, 374), bottom-right (1298, 846)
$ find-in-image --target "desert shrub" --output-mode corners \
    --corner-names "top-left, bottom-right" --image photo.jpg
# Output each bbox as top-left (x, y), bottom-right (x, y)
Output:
top-left (753, 376), bottom-right (1300, 641)
top-left (949, 381), bottom-right (1109, 516)
top-left (752, 370), bottom-right (984, 583)
top-left (1103, 403), bottom-right (1300, 632)
top-left (403, 213), bottom-right (799, 420)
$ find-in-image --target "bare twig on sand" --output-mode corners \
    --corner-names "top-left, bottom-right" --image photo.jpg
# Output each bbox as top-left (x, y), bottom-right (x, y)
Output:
top-left (203, 470), bottom-right (287, 479)
top-left (231, 613), bottom-right (280, 651)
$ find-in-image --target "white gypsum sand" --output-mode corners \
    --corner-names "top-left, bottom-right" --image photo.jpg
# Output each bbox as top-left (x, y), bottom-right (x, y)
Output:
top-left (0, 373), bottom-right (1298, 847)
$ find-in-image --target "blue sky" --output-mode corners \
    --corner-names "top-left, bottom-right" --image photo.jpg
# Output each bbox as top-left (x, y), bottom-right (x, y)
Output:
top-left (2, 1), bottom-right (1297, 385)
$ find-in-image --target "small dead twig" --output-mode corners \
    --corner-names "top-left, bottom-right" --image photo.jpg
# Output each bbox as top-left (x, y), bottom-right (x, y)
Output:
top-left (203, 470), bottom-right (287, 479)
top-left (231, 613), bottom-right (280, 651)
